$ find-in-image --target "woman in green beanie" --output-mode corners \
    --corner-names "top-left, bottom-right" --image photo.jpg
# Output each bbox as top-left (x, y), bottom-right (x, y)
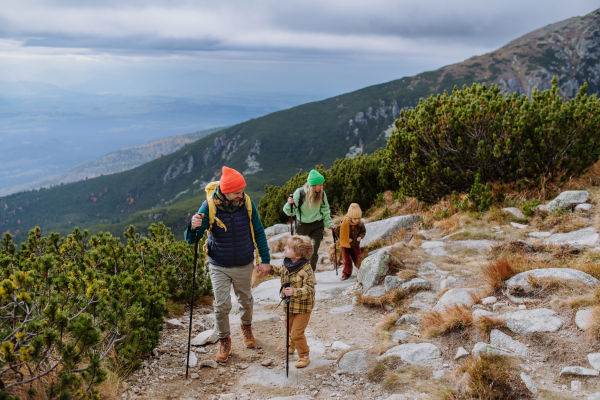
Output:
top-left (283, 169), bottom-right (334, 272)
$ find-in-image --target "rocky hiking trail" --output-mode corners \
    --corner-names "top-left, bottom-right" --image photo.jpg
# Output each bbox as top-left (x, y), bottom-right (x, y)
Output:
top-left (121, 190), bottom-right (600, 399)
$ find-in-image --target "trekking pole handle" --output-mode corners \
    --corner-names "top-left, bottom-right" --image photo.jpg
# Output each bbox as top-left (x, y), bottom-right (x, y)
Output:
top-left (283, 281), bottom-right (292, 301)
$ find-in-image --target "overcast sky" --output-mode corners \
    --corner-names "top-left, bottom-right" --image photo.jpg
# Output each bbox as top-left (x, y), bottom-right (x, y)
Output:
top-left (1, 0), bottom-right (598, 96)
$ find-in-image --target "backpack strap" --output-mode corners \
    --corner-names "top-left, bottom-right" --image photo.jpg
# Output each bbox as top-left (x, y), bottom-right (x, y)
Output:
top-left (245, 194), bottom-right (260, 264)
top-left (203, 181), bottom-right (227, 255)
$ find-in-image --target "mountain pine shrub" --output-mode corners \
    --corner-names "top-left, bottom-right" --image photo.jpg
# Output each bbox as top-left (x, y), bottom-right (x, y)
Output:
top-left (387, 78), bottom-right (600, 203)
top-left (258, 150), bottom-right (398, 227)
top-left (0, 223), bottom-right (208, 398)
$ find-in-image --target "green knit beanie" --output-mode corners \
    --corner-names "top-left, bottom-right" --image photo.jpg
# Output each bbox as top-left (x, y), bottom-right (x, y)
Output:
top-left (307, 169), bottom-right (325, 186)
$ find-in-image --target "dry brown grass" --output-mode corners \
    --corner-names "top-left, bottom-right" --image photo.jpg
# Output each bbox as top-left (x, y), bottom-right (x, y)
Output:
top-left (397, 269), bottom-right (418, 281)
top-left (482, 258), bottom-right (517, 291)
top-left (585, 305), bottom-right (600, 342)
top-left (421, 305), bottom-right (473, 338)
top-left (474, 316), bottom-right (506, 339)
top-left (383, 365), bottom-right (431, 390)
top-left (433, 213), bottom-right (463, 236)
top-left (532, 210), bottom-right (590, 233)
top-left (356, 289), bottom-right (407, 309)
top-left (457, 354), bottom-right (531, 400)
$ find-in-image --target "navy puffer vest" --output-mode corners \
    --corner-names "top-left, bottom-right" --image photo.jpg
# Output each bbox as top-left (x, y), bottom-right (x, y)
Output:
top-left (204, 200), bottom-right (255, 267)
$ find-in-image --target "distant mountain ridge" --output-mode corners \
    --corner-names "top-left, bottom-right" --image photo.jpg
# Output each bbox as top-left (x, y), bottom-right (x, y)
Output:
top-left (2, 8), bottom-right (599, 243)
top-left (0, 127), bottom-right (226, 197)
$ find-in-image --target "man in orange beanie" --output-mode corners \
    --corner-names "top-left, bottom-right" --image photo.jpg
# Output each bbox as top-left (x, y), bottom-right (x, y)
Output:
top-left (184, 166), bottom-right (271, 363)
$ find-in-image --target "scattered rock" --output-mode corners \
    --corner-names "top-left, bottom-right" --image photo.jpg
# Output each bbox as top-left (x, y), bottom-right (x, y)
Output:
top-left (481, 296), bottom-right (497, 305)
top-left (455, 347), bottom-right (469, 360)
top-left (421, 241), bottom-right (449, 256)
top-left (360, 215), bottom-right (420, 248)
top-left (511, 222), bottom-right (529, 229)
top-left (165, 318), bottom-right (185, 329)
top-left (391, 330), bottom-right (413, 343)
top-left (559, 366), bottom-right (599, 377)
top-left (543, 227), bottom-right (599, 247)
top-left (331, 341), bottom-right (351, 350)
top-left (199, 360), bottom-right (218, 369)
top-left (260, 359), bottom-right (273, 367)
top-left (377, 343), bottom-right (442, 365)
top-left (363, 285), bottom-right (387, 298)
top-left (440, 276), bottom-right (457, 290)
top-left (502, 207), bottom-right (526, 220)
top-left (204, 314), bottom-right (216, 329)
top-left (184, 352), bottom-right (198, 367)
top-left (338, 349), bottom-right (368, 373)
top-left (358, 250), bottom-right (399, 292)
top-left (589, 392), bottom-right (600, 400)
top-left (190, 373), bottom-right (199, 379)
top-left (490, 329), bottom-right (529, 358)
top-left (433, 288), bottom-right (484, 312)
top-left (576, 309), bottom-right (594, 330)
top-left (191, 330), bottom-right (218, 346)
top-left (492, 302), bottom-right (508, 312)
top-left (520, 373), bottom-right (537, 394)
top-left (506, 268), bottom-right (600, 303)
top-left (472, 343), bottom-right (517, 358)
top-left (384, 275), bottom-right (406, 291)
top-left (503, 308), bottom-right (562, 334)
top-left (572, 380), bottom-right (583, 391)
top-left (529, 231), bottom-right (551, 238)
top-left (588, 353), bottom-right (600, 371)
top-left (546, 190), bottom-right (589, 212)
top-left (576, 204), bottom-right (593, 212)
top-left (395, 314), bottom-right (418, 326)
top-left (472, 309), bottom-right (494, 319)
top-left (401, 278), bottom-right (431, 292)
top-left (264, 224), bottom-right (289, 237)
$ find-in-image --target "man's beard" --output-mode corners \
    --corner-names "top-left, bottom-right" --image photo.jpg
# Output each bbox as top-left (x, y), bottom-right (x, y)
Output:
top-left (232, 199), bottom-right (241, 206)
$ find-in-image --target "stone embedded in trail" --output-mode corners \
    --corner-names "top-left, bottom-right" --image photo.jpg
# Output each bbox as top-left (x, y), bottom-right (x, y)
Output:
top-left (358, 250), bottom-right (400, 293)
top-left (529, 231), bottom-right (551, 238)
top-left (490, 329), bottom-right (529, 358)
top-left (455, 347), bottom-right (469, 360)
top-left (391, 330), bottom-right (413, 343)
top-left (589, 353), bottom-right (600, 370)
top-left (472, 309), bottom-right (494, 319)
top-left (395, 314), bottom-right (418, 326)
top-left (332, 341), bottom-right (351, 350)
top-left (199, 360), bottom-right (218, 368)
top-left (264, 224), bottom-right (289, 237)
top-left (165, 318), bottom-right (185, 329)
top-left (472, 343), bottom-right (517, 357)
top-left (590, 393), bottom-right (600, 400)
top-left (191, 329), bottom-right (218, 346)
top-left (503, 308), bottom-right (562, 334)
top-left (376, 343), bottom-right (442, 365)
top-left (433, 288), bottom-right (484, 312)
top-left (360, 214), bottom-right (420, 248)
top-left (502, 207), bottom-right (526, 220)
top-left (511, 222), bottom-right (529, 229)
top-left (543, 227), bottom-right (599, 247)
top-left (440, 276), bottom-right (457, 290)
top-left (338, 349), bottom-right (368, 373)
top-left (384, 275), bottom-right (406, 291)
top-left (576, 203), bottom-right (593, 212)
top-left (184, 351), bottom-right (197, 367)
top-left (421, 241), bottom-right (449, 256)
top-left (363, 285), bottom-right (387, 298)
top-left (576, 309), bottom-right (594, 330)
top-left (520, 373), bottom-right (537, 394)
top-left (546, 190), bottom-right (590, 212)
top-left (560, 366), bottom-right (600, 377)
top-left (481, 296), bottom-right (497, 305)
top-left (506, 268), bottom-right (600, 303)
top-left (401, 278), bottom-right (431, 293)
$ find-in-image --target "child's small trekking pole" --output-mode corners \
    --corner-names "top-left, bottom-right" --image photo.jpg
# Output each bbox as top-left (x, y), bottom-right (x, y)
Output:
top-left (332, 228), bottom-right (338, 276)
top-left (283, 281), bottom-right (292, 377)
top-left (289, 194), bottom-right (295, 235)
top-left (185, 227), bottom-right (200, 380)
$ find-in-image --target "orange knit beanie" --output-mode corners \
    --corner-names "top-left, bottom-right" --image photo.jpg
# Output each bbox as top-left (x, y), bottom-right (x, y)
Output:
top-left (220, 166), bottom-right (246, 193)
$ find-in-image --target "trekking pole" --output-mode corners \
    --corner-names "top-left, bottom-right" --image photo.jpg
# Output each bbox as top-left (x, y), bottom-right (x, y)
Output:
top-left (332, 228), bottom-right (338, 276)
top-left (185, 227), bottom-right (200, 380)
top-left (289, 194), bottom-right (294, 235)
top-left (284, 281), bottom-right (292, 378)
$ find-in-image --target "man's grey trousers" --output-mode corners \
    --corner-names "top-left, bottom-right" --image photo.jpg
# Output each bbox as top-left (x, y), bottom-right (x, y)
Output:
top-left (208, 262), bottom-right (254, 339)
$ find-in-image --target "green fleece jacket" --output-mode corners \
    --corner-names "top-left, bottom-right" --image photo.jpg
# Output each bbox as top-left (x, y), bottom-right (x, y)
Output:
top-left (283, 187), bottom-right (333, 228)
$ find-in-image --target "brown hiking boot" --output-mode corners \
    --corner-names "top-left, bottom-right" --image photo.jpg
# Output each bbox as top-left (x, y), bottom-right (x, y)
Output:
top-left (240, 324), bottom-right (255, 348)
top-left (215, 338), bottom-right (231, 362)
top-left (295, 356), bottom-right (310, 368)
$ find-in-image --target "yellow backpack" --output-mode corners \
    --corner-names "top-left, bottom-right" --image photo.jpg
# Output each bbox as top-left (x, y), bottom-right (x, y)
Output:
top-left (203, 181), bottom-right (259, 263)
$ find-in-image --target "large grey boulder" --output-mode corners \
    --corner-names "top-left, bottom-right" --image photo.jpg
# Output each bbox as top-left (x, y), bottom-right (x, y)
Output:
top-left (358, 250), bottom-right (399, 293)
top-left (502, 207), bottom-right (526, 220)
top-left (577, 309), bottom-right (594, 330)
top-left (338, 349), bottom-right (368, 373)
top-left (543, 227), bottom-right (599, 247)
top-left (376, 343), bottom-right (442, 365)
top-left (502, 308), bottom-right (562, 334)
top-left (264, 223), bottom-right (289, 237)
top-left (361, 215), bottom-right (420, 248)
top-left (432, 288), bottom-right (484, 312)
top-left (490, 329), bottom-right (528, 357)
top-left (506, 268), bottom-right (600, 302)
top-left (546, 191), bottom-right (589, 212)
top-left (472, 343), bottom-right (517, 358)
